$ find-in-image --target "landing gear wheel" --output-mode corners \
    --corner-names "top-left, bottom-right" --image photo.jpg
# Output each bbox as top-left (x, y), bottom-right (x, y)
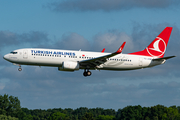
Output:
top-left (18, 68), bottom-right (22, 71)
top-left (83, 69), bottom-right (92, 77)
top-left (87, 71), bottom-right (92, 76)
top-left (83, 72), bottom-right (88, 77)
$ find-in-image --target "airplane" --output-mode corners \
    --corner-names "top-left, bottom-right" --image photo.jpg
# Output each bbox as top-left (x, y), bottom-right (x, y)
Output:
top-left (3, 27), bottom-right (175, 77)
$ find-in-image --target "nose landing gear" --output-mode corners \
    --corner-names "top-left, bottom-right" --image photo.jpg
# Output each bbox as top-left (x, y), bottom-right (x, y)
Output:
top-left (18, 67), bottom-right (22, 71)
top-left (13, 63), bottom-right (22, 71)
top-left (83, 69), bottom-right (92, 77)
top-left (18, 65), bottom-right (22, 71)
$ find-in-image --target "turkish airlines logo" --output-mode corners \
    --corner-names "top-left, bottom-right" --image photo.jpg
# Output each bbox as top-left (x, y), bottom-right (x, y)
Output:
top-left (146, 37), bottom-right (166, 57)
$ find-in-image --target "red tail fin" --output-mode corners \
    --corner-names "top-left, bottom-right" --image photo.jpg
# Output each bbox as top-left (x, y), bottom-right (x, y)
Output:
top-left (129, 27), bottom-right (173, 58)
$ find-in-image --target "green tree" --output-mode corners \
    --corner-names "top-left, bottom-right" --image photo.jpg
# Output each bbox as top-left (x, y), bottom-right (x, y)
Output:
top-left (48, 112), bottom-right (69, 120)
top-left (0, 114), bottom-right (18, 120)
top-left (166, 107), bottom-right (179, 120)
top-left (96, 115), bottom-right (115, 120)
top-left (150, 105), bottom-right (168, 119)
top-left (162, 113), bottom-right (167, 120)
top-left (22, 114), bottom-right (33, 120)
top-left (81, 112), bottom-right (94, 120)
top-left (0, 94), bottom-right (21, 118)
top-left (177, 106), bottom-right (180, 113)
top-left (119, 105), bottom-right (143, 120)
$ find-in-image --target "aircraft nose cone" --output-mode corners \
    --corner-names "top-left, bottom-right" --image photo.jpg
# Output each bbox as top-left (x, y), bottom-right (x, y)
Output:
top-left (3, 54), bottom-right (9, 60)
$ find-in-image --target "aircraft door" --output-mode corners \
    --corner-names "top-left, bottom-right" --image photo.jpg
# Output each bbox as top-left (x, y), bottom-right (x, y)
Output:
top-left (23, 50), bottom-right (28, 59)
top-left (139, 57), bottom-right (143, 66)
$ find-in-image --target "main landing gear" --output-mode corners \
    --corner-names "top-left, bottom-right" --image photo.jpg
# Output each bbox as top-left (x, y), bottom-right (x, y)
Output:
top-left (83, 69), bottom-right (92, 77)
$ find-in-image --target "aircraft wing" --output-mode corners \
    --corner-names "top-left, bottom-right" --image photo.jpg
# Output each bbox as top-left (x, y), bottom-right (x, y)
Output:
top-left (79, 42), bottom-right (126, 68)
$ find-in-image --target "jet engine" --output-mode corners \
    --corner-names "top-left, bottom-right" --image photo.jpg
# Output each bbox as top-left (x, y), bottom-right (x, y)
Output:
top-left (58, 61), bottom-right (79, 71)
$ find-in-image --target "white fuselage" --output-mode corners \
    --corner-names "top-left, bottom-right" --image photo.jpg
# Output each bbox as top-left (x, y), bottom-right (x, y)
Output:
top-left (3, 48), bottom-right (165, 71)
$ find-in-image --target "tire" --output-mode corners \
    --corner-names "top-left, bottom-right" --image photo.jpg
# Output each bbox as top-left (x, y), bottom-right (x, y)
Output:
top-left (87, 71), bottom-right (92, 76)
top-left (18, 68), bottom-right (22, 71)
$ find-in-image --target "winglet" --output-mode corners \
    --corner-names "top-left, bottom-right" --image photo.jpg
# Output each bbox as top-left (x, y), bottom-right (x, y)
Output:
top-left (101, 48), bottom-right (105, 53)
top-left (115, 42), bottom-right (126, 54)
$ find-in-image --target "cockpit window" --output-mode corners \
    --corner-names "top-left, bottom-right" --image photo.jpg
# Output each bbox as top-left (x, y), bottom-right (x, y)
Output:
top-left (10, 52), bottom-right (18, 54)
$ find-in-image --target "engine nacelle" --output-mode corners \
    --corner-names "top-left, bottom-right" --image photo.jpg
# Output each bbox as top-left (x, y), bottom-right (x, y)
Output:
top-left (58, 61), bottom-right (79, 71)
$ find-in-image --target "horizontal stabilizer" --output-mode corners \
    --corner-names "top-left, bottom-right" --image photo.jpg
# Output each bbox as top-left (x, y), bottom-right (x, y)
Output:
top-left (152, 56), bottom-right (176, 61)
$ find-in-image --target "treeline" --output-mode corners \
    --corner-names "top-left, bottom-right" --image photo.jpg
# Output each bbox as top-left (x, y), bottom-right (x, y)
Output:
top-left (1, 94), bottom-right (180, 120)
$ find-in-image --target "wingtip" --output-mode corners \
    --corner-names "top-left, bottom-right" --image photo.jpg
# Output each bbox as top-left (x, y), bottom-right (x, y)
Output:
top-left (115, 42), bottom-right (126, 54)
top-left (101, 48), bottom-right (105, 53)
top-left (166, 27), bottom-right (173, 31)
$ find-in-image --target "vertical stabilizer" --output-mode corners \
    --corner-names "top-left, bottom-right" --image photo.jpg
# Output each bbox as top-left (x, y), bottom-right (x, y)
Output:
top-left (129, 27), bottom-right (173, 58)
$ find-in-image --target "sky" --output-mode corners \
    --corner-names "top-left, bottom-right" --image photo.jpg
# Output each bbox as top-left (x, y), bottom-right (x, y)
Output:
top-left (0, 0), bottom-right (180, 110)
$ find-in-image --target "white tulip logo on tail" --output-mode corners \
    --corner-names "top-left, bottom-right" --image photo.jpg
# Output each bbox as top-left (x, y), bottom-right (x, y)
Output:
top-left (146, 37), bottom-right (166, 57)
